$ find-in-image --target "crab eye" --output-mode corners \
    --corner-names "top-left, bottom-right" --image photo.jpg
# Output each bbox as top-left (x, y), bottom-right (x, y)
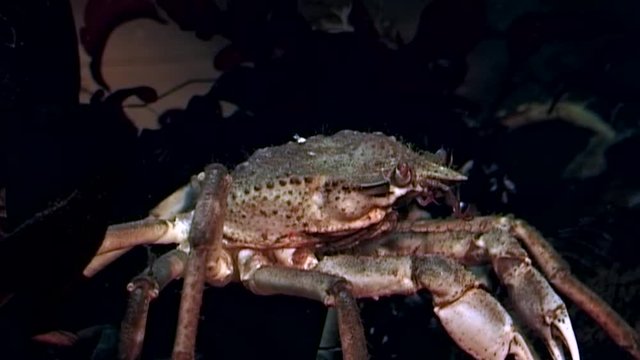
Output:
top-left (392, 162), bottom-right (412, 187)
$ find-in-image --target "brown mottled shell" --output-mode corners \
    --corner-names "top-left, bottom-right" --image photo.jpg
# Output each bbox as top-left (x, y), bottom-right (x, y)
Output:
top-left (223, 130), bottom-right (449, 248)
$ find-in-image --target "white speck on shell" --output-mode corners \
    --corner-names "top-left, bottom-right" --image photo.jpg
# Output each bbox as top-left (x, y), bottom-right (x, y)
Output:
top-left (312, 192), bottom-right (325, 207)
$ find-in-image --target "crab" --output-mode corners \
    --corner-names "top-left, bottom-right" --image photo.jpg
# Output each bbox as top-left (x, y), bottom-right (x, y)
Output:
top-left (83, 130), bottom-right (640, 360)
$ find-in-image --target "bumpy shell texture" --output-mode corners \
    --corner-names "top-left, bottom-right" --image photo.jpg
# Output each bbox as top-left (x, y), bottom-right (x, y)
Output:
top-left (232, 130), bottom-right (440, 187)
top-left (223, 130), bottom-right (454, 247)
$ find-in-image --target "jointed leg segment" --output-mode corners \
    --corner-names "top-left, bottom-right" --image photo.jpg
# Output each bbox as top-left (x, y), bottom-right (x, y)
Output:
top-left (315, 254), bottom-right (535, 360)
top-left (84, 214), bottom-right (193, 277)
top-left (114, 164), bottom-right (230, 360)
top-left (119, 249), bottom-right (188, 360)
top-left (359, 215), bottom-right (639, 359)
top-left (240, 248), bottom-right (536, 359)
top-left (244, 265), bottom-right (368, 360)
top-left (173, 164), bottom-right (231, 360)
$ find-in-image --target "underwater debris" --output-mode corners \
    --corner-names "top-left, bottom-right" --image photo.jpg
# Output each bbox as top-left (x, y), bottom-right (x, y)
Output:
top-left (498, 101), bottom-right (617, 179)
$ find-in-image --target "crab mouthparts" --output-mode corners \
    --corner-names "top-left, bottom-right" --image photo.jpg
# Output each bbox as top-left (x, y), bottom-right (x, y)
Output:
top-left (415, 178), bottom-right (464, 211)
top-left (419, 178), bottom-right (451, 193)
top-left (416, 193), bottom-right (438, 207)
top-left (415, 181), bottom-right (447, 207)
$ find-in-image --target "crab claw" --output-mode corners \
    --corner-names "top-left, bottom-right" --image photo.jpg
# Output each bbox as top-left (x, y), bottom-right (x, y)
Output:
top-left (544, 306), bottom-right (580, 360)
top-left (499, 261), bottom-right (580, 360)
top-left (435, 288), bottom-right (535, 360)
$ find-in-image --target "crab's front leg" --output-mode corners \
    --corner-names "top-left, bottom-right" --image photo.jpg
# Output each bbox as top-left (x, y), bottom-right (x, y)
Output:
top-left (173, 164), bottom-right (231, 359)
top-left (359, 216), bottom-right (640, 359)
top-left (114, 164), bottom-right (230, 360)
top-left (240, 251), bottom-right (535, 360)
top-left (120, 249), bottom-right (188, 360)
top-left (83, 171), bottom-right (205, 278)
top-left (238, 250), bottom-right (368, 360)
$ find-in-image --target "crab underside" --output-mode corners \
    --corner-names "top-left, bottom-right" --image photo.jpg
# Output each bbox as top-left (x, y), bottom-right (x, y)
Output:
top-left (83, 130), bottom-right (640, 360)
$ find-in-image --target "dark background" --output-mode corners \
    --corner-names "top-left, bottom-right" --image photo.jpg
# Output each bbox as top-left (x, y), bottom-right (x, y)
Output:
top-left (0, 0), bottom-right (639, 359)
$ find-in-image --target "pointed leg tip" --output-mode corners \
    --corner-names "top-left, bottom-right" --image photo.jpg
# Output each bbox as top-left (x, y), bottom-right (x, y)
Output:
top-left (545, 307), bottom-right (580, 360)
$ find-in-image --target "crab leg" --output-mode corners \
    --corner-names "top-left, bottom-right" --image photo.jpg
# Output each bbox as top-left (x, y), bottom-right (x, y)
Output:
top-left (119, 249), bottom-right (187, 360)
top-left (83, 173), bottom-right (202, 278)
top-left (368, 216), bottom-right (640, 359)
top-left (317, 254), bottom-right (536, 360)
top-left (172, 164), bottom-right (231, 360)
top-left (83, 214), bottom-right (193, 277)
top-left (84, 248), bottom-right (130, 278)
top-left (511, 218), bottom-right (640, 359)
top-left (240, 254), bottom-right (368, 360)
top-left (480, 229), bottom-right (580, 360)
top-left (363, 228), bottom-right (578, 359)
top-left (242, 252), bottom-right (535, 360)
top-left (115, 165), bottom-right (229, 360)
